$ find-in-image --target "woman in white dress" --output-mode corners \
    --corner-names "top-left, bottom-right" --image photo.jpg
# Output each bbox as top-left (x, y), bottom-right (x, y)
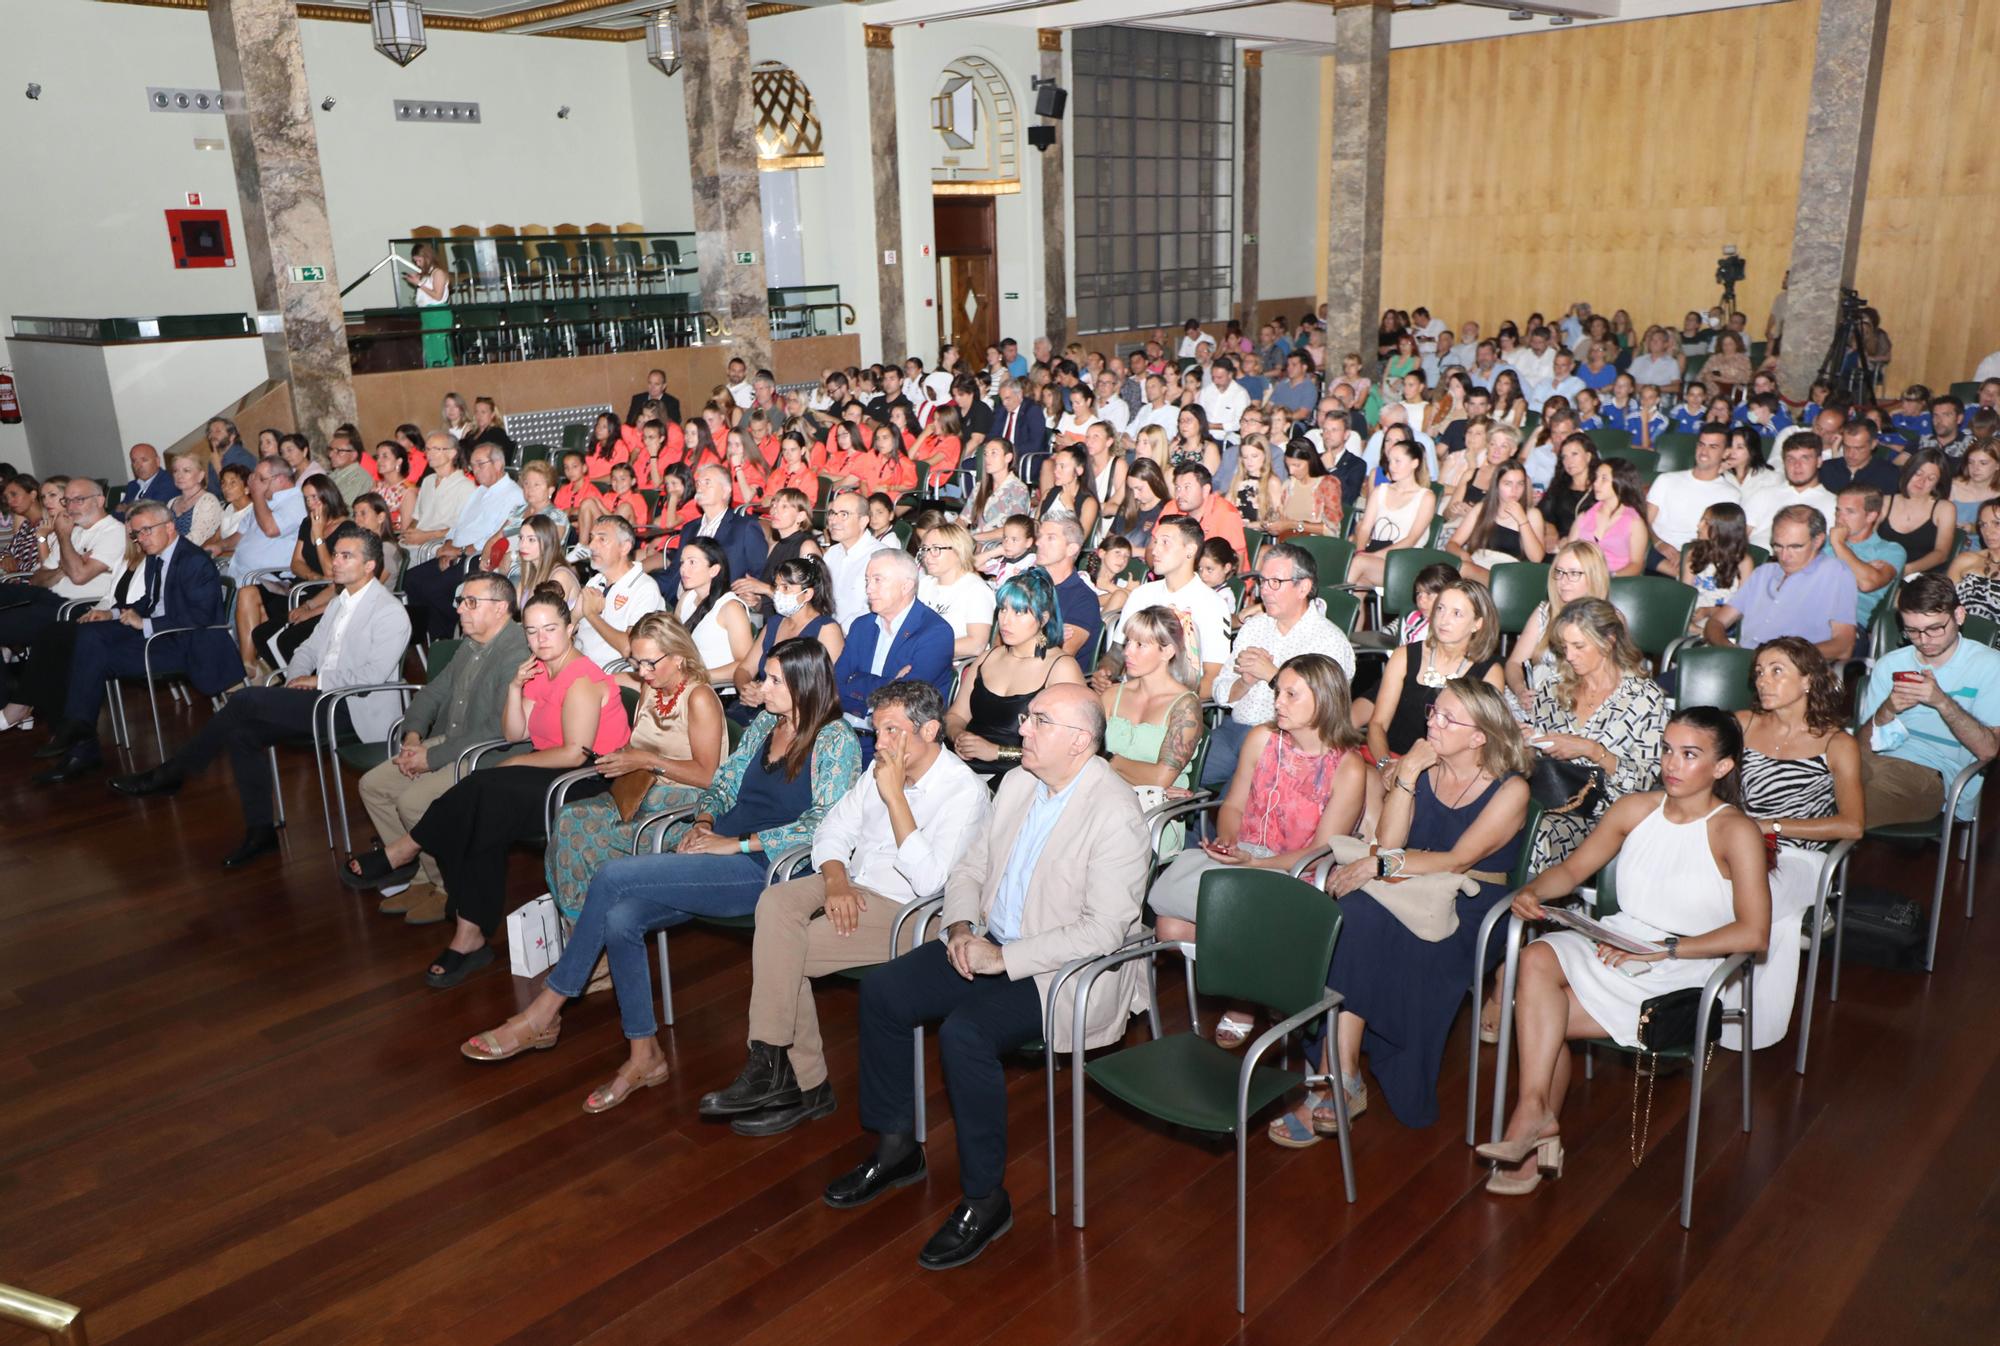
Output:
top-left (1480, 706), bottom-right (1771, 1194)
top-left (915, 521), bottom-right (995, 659)
top-left (674, 537), bottom-right (754, 685)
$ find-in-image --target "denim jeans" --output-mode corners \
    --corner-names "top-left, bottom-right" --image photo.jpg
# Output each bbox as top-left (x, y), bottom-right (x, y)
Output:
top-left (544, 850), bottom-right (770, 1038)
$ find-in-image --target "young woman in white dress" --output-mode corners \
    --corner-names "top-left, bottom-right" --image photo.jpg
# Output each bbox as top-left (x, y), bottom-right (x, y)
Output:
top-left (1480, 705), bottom-right (1772, 1194)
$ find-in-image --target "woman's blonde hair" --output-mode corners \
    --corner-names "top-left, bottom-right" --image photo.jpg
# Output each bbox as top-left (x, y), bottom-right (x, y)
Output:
top-left (1121, 604), bottom-right (1200, 690)
top-left (627, 611), bottom-right (706, 697)
top-left (923, 520), bottom-right (977, 574)
top-left (520, 459), bottom-right (557, 494)
top-left (1533, 540), bottom-right (1611, 663)
top-left (1277, 651), bottom-right (1367, 752)
top-left (1134, 423), bottom-right (1171, 473)
top-left (1445, 676), bottom-right (1532, 780)
top-left (1548, 596), bottom-right (1648, 715)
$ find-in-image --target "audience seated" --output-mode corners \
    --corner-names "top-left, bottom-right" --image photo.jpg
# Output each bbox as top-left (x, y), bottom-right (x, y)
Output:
top-left (1346, 433), bottom-right (1436, 589)
top-left (1743, 437), bottom-right (1837, 552)
top-left (1572, 457), bottom-right (1653, 578)
top-left (915, 520), bottom-right (996, 659)
top-left (1876, 449), bottom-right (1958, 577)
top-left (399, 435), bottom-right (472, 565)
top-left (1508, 541), bottom-right (1610, 702)
top-left (1703, 506), bottom-right (1858, 663)
top-left (460, 637), bottom-right (858, 1111)
top-left (110, 523), bottom-right (410, 869)
top-left (820, 489), bottom-right (893, 629)
top-left (1947, 498), bottom-right (2000, 622)
top-left (1031, 516), bottom-right (1101, 660)
top-left (1097, 604), bottom-right (1203, 801)
top-left (697, 680), bottom-right (989, 1136)
top-left (117, 443), bottom-right (176, 515)
top-left (248, 475), bottom-right (344, 670)
top-left (832, 550), bottom-right (955, 730)
top-left (656, 463), bottom-right (769, 599)
top-left (576, 515), bottom-right (663, 666)
top-left (1645, 427), bottom-right (1739, 576)
top-left (1094, 516), bottom-right (1230, 698)
top-left (1856, 573), bottom-right (2000, 828)
top-left (945, 567), bottom-right (1085, 776)
top-left (0, 475), bottom-right (122, 662)
top-left (1484, 708), bottom-right (1768, 1194)
top-left (672, 537), bottom-right (755, 686)
top-left (1825, 484), bottom-right (1904, 628)
top-left (167, 451), bottom-right (225, 547)
top-left (1368, 576), bottom-right (1504, 763)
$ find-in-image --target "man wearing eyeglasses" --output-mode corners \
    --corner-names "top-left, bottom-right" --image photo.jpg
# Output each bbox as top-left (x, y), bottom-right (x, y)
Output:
top-left (821, 682), bottom-right (1148, 1272)
top-left (357, 573), bottom-right (527, 925)
top-left (26, 502), bottom-right (236, 782)
top-left (1856, 572), bottom-right (2000, 828)
top-left (0, 476), bottom-right (123, 658)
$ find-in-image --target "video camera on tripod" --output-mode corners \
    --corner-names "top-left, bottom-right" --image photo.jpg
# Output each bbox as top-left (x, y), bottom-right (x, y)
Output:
top-left (1820, 287), bottom-right (1875, 400)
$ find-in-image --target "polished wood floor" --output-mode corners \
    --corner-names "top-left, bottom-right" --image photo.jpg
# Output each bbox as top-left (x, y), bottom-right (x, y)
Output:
top-left (1, 708), bottom-right (1994, 1346)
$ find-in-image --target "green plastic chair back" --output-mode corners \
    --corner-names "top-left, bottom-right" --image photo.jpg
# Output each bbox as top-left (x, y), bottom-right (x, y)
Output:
top-left (1488, 562), bottom-right (1550, 636)
top-left (1747, 543), bottom-right (1770, 568)
top-left (1224, 575), bottom-right (1247, 611)
top-left (1119, 556), bottom-right (1149, 585)
top-left (1949, 380), bottom-right (1981, 404)
top-left (1381, 547), bottom-right (1460, 620)
top-left (1286, 534), bottom-right (1354, 588)
top-left (1869, 592), bottom-right (1904, 660)
top-left (1684, 353), bottom-right (1709, 381)
top-left (426, 638), bottom-right (463, 680)
top-left (1317, 587), bottom-right (1361, 632)
top-left (1586, 428), bottom-right (1634, 456)
top-left (725, 714), bottom-right (747, 752)
top-left (1192, 868), bottom-right (1343, 1017)
top-left (620, 685), bottom-right (641, 722)
top-left (520, 444), bottom-right (552, 465)
top-left (1607, 575), bottom-right (1697, 663)
top-left (561, 423), bottom-right (588, 453)
top-left (1510, 800), bottom-right (1546, 890)
top-left (1593, 858), bottom-right (1621, 917)
top-left (1652, 432), bottom-right (1698, 472)
top-left (1522, 412), bottom-right (1542, 436)
top-left (1963, 614), bottom-right (1999, 649)
top-left (1675, 644), bottom-right (1757, 712)
top-left (1241, 527), bottom-right (1269, 565)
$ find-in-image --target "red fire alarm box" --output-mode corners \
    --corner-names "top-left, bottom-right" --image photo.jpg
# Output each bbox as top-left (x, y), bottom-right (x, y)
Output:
top-left (166, 209), bottom-right (236, 269)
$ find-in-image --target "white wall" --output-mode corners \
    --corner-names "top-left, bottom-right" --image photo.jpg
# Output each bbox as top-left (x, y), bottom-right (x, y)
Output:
top-left (1257, 51), bottom-right (1322, 305)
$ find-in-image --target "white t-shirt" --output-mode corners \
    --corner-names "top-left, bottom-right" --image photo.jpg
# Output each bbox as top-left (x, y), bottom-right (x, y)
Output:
top-left (1130, 403), bottom-right (1181, 441)
top-left (1508, 346), bottom-right (1557, 385)
top-left (918, 570), bottom-right (997, 639)
top-left (1743, 480), bottom-right (1839, 551)
top-left (1096, 397), bottom-right (1131, 442)
top-left (52, 515), bottom-right (126, 601)
top-left (1646, 471), bottom-right (1742, 550)
top-left (1177, 332), bottom-right (1217, 361)
top-left (1111, 574), bottom-right (1234, 673)
top-left (1199, 380), bottom-right (1252, 436)
top-left (578, 563), bottom-right (664, 666)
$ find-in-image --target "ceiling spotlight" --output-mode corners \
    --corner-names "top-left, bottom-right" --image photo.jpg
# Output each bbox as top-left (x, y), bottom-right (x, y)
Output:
top-left (26, 82), bottom-right (42, 100)
top-left (321, 95), bottom-right (337, 111)
top-left (1549, 14), bottom-right (1573, 24)
top-left (557, 105), bottom-right (571, 120)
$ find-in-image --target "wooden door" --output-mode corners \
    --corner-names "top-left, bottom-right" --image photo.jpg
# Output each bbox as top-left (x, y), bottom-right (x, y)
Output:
top-left (932, 196), bottom-right (998, 360)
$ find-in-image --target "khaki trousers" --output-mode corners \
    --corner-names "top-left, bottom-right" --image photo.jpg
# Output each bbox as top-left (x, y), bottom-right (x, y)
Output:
top-left (357, 738), bottom-right (457, 889)
top-left (1859, 739), bottom-right (1946, 829)
top-left (747, 874), bottom-right (909, 1090)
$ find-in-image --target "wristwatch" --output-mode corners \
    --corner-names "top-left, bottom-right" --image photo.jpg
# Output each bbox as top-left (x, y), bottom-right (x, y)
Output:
top-left (1663, 935), bottom-right (1680, 960)
top-left (1375, 847), bottom-right (1406, 879)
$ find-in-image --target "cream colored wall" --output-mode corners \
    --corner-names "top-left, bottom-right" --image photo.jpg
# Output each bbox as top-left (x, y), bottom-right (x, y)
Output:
top-left (1256, 52), bottom-right (1322, 310)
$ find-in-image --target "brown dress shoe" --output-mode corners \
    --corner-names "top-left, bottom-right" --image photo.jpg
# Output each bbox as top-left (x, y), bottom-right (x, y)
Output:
top-left (402, 885), bottom-right (451, 926)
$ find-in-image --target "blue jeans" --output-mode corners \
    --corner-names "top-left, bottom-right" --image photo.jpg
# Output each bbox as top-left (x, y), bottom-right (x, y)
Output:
top-left (1200, 715), bottom-right (1254, 790)
top-left (545, 850), bottom-right (769, 1038)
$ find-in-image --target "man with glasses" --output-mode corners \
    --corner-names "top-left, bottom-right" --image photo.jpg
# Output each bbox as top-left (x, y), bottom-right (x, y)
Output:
top-left (356, 574), bottom-right (527, 926)
top-left (227, 458), bottom-right (307, 587)
top-left (26, 502), bottom-right (235, 782)
top-left (111, 523), bottom-right (411, 870)
top-left (1703, 506), bottom-right (1858, 664)
top-left (1204, 541), bottom-right (1357, 788)
top-left (653, 463), bottom-right (767, 601)
top-left (576, 515), bottom-right (662, 666)
top-left (403, 445), bottom-right (524, 641)
top-left (820, 489), bottom-right (891, 628)
top-left (821, 682), bottom-right (1147, 1272)
top-left (1857, 572), bottom-right (2000, 827)
top-left (0, 475), bottom-right (122, 656)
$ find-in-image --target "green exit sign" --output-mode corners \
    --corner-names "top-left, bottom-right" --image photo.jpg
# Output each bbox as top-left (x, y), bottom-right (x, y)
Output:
top-left (288, 265), bottom-right (327, 283)
top-left (733, 250), bottom-right (758, 266)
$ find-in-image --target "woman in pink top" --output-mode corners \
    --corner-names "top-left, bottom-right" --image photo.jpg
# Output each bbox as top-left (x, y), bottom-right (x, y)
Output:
top-left (343, 582), bottom-right (633, 988)
top-left (1569, 458), bottom-right (1653, 577)
top-left (1144, 652), bottom-right (1379, 1043)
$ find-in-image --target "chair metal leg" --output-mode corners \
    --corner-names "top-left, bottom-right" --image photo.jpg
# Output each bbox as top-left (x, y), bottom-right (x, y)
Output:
top-left (1830, 854), bottom-right (1849, 1002)
top-left (1235, 1115), bottom-right (1248, 1316)
top-left (267, 746), bottom-right (286, 827)
top-left (1740, 968), bottom-right (1754, 1134)
top-left (1467, 897), bottom-right (1511, 1146)
top-left (914, 1029), bottom-right (927, 1144)
top-left (105, 681), bottom-right (126, 749)
top-left (1489, 916), bottom-right (1526, 1147)
top-left (1966, 800), bottom-right (1982, 920)
top-left (1923, 818), bottom-right (1953, 973)
top-left (147, 672), bottom-right (165, 762)
top-left (1183, 954), bottom-right (1200, 1035)
top-left (1795, 841), bottom-right (1853, 1076)
top-left (654, 928), bottom-right (675, 1026)
top-left (1681, 1038), bottom-right (1706, 1230)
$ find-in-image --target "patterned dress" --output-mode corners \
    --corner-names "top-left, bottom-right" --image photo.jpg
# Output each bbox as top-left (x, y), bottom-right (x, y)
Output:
top-left (1522, 673), bottom-right (1668, 873)
top-left (1730, 747), bottom-right (1838, 1050)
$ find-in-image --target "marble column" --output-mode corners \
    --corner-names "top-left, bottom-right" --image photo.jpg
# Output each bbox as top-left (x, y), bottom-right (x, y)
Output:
top-left (681, 0), bottom-right (773, 370)
top-left (1776, 0), bottom-right (1892, 399)
top-left (1239, 49), bottom-right (1262, 329)
top-left (1038, 28), bottom-right (1069, 346)
top-left (1325, 0), bottom-right (1390, 367)
top-left (208, 0), bottom-right (357, 448)
top-left (865, 25), bottom-right (908, 362)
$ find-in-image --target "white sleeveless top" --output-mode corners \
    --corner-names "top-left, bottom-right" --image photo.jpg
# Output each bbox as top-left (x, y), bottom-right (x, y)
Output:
top-left (678, 589), bottom-right (747, 678)
top-left (1613, 800), bottom-right (1735, 939)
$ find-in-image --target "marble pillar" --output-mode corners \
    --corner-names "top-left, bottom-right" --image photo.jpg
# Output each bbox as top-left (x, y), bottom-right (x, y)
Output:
top-left (1239, 50), bottom-right (1262, 330)
top-left (208, 0), bottom-right (357, 448)
top-left (1038, 28), bottom-right (1069, 346)
top-left (865, 26), bottom-right (909, 362)
top-left (681, 0), bottom-right (773, 370)
top-left (1776, 0), bottom-right (1891, 399)
top-left (1325, 0), bottom-right (1390, 367)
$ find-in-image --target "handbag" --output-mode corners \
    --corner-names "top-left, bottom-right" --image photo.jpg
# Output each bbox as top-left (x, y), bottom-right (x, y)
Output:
top-left (1528, 750), bottom-right (1607, 818)
top-left (1628, 985), bottom-right (1723, 1166)
top-left (506, 893), bottom-right (565, 978)
top-left (609, 769), bottom-right (654, 823)
top-left (1321, 835), bottom-right (1481, 942)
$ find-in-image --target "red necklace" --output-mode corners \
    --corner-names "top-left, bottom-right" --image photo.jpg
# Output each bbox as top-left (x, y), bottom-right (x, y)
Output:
top-left (651, 678), bottom-right (687, 722)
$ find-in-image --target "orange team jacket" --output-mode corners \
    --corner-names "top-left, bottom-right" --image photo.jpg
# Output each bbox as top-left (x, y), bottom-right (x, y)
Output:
top-left (581, 443), bottom-right (629, 482)
top-left (602, 489), bottom-right (651, 527)
top-left (845, 451), bottom-right (921, 501)
top-left (763, 461), bottom-right (819, 507)
top-left (555, 479), bottom-right (604, 513)
top-left (916, 433), bottom-right (963, 488)
top-left (728, 460), bottom-right (768, 509)
top-left (629, 422), bottom-right (689, 489)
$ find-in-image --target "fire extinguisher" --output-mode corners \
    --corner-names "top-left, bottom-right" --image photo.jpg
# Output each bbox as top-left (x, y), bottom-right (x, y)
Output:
top-left (0, 368), bottom-right (19, 424)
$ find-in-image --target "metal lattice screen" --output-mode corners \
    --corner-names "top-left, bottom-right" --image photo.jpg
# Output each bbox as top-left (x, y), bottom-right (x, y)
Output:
top-left (504, 404), bottom-right (615, 454)
top-left (1071, 28), bottom-right (1235, 335)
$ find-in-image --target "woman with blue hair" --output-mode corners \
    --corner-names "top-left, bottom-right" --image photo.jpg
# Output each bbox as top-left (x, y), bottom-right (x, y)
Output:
top-left (941, 565), bottom-right (1085, 778)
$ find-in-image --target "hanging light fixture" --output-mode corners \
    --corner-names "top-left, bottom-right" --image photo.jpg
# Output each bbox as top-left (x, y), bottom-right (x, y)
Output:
top-left (371, 0), bottom-right (427, 67)
top-left (646, 9), bottom-right (683, 77)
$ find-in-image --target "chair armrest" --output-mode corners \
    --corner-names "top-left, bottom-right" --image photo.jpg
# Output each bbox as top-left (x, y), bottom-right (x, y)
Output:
top-left (635, 803), bottom-right (701, 854)
top-left (892, 894), bottom-right (946, 955)
top-left (543, 765), bottom-right (607, 836)
top-left (1942, 757), bottom-right (1987, 823)
top-left (456, 736), bottom-right (530, 780)
top-left (1289, 845), bottom-right (1334, 881)
top-left (1067, 939), bottom-right (1194, 1055)
top-left (765, 844), bottom-right (815, 886)
top-left (237, 567), bottom-right (294, 589)
top-left (1143, 791), bottom-right (1219, 855)
top-left (288, 578), bottom-right (334, 611)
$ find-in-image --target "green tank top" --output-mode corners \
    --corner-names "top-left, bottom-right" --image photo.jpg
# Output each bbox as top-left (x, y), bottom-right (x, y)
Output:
top-left (1106, 684), bottom-right (1196, 789)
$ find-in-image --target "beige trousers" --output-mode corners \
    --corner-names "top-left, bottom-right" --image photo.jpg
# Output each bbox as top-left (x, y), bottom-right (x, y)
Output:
top-left (1859, 739), bottom-right (1946, 829)
top-left (358, 738), bottom-right (458, 889)
top-left (747, 874), bottom-right (911, 1090)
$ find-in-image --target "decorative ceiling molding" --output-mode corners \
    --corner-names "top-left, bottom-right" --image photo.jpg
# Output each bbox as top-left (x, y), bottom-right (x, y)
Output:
top-left (95, 0), bottom-right (795, 43)
top-left (863, 23), bottom-right (894, 48)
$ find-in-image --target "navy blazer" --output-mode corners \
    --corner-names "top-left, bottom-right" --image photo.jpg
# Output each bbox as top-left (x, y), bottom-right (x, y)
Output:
top-left (127, 539), bottom-right (241, 695)
top-left (994, 402), bottom-right (1047, 458)
top-left (833, 600), bottom-right (956, 718)
top-left (654, 510), bottom-right (771, 601)
top-left (119, 473), bottom-right (177, 515)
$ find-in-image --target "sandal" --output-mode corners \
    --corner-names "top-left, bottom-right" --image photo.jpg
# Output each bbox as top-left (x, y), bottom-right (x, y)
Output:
top-left (1267, 1099), bottom-right (1324, 1149)
top-left (342, 844), bottom-right (421, 892)
top-left (424, 945), bottom-right (496, 989)
top-left (582, 1059), bottom-right (672, 1114)
top-left (1213, 1013), bottom-right (1255, 1049)
top-left (1312, 1079), bottom-right (1367, 1132)
top-left (462, 1013), bottom-right (561, 1062)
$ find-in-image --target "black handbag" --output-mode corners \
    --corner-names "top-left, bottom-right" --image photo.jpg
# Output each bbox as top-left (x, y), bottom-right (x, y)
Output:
top-left (1527, 751), bottom-right (1607, 817)
top-left (1628, 985), bottom-right (1724, 1166)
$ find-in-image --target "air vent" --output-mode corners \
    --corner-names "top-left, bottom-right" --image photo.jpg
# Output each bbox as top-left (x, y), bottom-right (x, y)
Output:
top-left (395, 100), bottom-right (481, 125)
top-left (148, 86), bottom-right (226, 114)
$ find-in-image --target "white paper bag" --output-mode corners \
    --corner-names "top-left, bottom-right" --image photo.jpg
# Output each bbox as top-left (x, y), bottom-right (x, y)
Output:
top-left (507, 893), bottom-right (565, 978)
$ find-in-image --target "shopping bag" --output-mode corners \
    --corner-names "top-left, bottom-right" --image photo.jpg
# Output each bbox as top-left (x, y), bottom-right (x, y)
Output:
top-left (506, 893), bottom-right (565, 978)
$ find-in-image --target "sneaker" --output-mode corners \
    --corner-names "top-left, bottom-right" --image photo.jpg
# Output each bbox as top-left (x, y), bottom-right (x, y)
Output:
top-left (564, 543), bottom-right (592, 563)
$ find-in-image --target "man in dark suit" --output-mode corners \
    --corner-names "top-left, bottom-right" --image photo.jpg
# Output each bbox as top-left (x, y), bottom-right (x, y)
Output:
top-left (832, 550), bottom-right (954, 730)
top-left (654, 463), bottom-right (768, 601)
top-left (992, 380), bottom-right (1046, 458)
top-left (117, 443), bottom-right (177, 517)
top-left (625, 367), bottom-right (683, 428)
top-left (31, 502), bottom-right (238, 781)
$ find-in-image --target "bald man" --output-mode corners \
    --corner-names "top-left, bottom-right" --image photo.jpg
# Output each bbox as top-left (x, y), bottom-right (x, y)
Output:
top-left (118, 443), bottom-right (176, 517)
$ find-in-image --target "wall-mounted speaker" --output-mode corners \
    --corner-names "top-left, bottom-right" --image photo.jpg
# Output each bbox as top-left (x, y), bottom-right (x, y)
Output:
top-left (1034, 84), bottom-right (1067, 120)
top-left (1028, 124), bottom-right (1057, 152)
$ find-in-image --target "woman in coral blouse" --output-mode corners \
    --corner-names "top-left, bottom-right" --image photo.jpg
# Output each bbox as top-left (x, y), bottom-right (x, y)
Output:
top-left (912, 404), bottom-right (965, 491)
top-left (837, 423), bottom-right (921, 503)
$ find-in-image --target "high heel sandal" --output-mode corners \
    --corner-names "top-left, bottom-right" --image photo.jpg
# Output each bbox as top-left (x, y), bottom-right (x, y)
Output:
top-left (1480, 1136), bottom-right (1564, 1195)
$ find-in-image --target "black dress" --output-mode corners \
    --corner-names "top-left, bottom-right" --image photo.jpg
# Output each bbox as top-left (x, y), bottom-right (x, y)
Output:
top-left (1540, 476), bottom-right (1590, 542)
top-left (962, 654), bottom-right (1057, 780)
top-left (1877, 506), bottom-right (1940, 572)
top-left (1383, 645), bottom-right (1501, 756)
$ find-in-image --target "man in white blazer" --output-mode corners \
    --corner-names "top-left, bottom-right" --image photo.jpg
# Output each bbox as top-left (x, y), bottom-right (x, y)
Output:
top-left (821, 682), bottom-right (1150, 1271)
top-left (112, 523), bottom-right (412, 869)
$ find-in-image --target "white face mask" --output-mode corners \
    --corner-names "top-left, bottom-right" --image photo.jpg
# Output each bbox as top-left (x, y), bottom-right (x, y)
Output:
top-left (771, 590), bottom-right (802, 617)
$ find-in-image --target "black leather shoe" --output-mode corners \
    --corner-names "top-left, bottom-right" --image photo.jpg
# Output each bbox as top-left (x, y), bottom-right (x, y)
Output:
top-left (32, 743), bottom-right (102, 784)
top-left (822, 1141), bottom-right (925, 1210)
top-left (221, 826), bottom-right (281, 869)
top-left (918, 1192), bottom-right (1013, 1271)
top-left (730, 1082), bottom-right (835, 1137)
top-left (31, 724), bottom-right (89, 760)
top-left (109, 763), bottom-right (186, 798)
top-left (699, 1041), bottom-right (802, 1118)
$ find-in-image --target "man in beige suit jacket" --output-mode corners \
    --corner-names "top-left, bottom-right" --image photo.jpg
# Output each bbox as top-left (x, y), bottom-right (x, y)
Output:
top-left (820, 682), bottom-right (1150, 1271)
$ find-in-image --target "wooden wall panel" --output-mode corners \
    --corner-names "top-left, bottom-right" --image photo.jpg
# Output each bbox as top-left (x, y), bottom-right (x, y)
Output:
top-left (1366, 0), bottom-right (1998, 388)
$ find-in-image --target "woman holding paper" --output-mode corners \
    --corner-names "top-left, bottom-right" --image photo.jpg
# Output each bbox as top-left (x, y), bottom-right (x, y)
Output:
top-left (1482, 706), bottom-right (1771, 1195)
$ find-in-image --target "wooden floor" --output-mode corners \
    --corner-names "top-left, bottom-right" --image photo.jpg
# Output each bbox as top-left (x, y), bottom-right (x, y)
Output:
top-left (2, 710), bottom-right (1995, 1346)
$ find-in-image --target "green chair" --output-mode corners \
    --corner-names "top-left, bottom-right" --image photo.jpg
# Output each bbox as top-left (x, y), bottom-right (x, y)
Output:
top-left (1286, 534), bottom-right (1354, 589)
top-left (1064, 868), bottom-right (1357, 1311)
top-left (1241, 527), bottom-right (1270, 565)
top-left (1747, 543), bottom-right (1770, 568)
top-left (1673, 644), bottom-right (1756, 712)
top-left (1118, 556), bottom-right (1149, 586)
top-left (1489, 856), bottom-right (1754, 1227)
top-left (1749, 341), bottom-right (1768, 366)
top-left (1317, 587), bottom-right (1361, 633)
top-left (1224, 574), bottom-right (1247, 612)
top-left (520, 443), bottom-right (552, 465)
top-left (1586, 427), bottom-right (1634, 456)
top-left (1522, 412), bottom-right (1542, 437)
top-left (1608, 575), bottom-right (1698, 671)
top-left (1847, 747), bottom-right (1989, 974)
top-left (1964, 613), bottom-right (1999, 648)
top-left (1949, 380), bottom-right (1981, 405)
top-left (1684, 353), bottom-right (1709, 382)
top-left (1653, 432), bottom-right (1698, 473)
top-left (1382, 547), bottom-right (1459, 621)
top-left (561, 422), bottom-right (589, 454)
top-left (315, 635), bottom-right (454, 854)
top-left (1487, 562), bottom-right (1550, 641)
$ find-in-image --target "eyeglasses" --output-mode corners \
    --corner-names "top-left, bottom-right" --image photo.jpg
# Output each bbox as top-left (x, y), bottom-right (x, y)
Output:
top-left (631, 655), bottom-right (667, 673)
top-left (1551, 567), bottom-right (1587, 582)
top-left (63, 494), bottom-right (102, 505)
top-left (455, 594), bottom-right (509, 608)
top-left (1256, 572), bottom-right (1306, 587)
top-left (1424, 703), bottom-right (1474, 730)
top-left (126, 521), bottom-right (170, 540)
top-left (1899, 619), bottom-right (1955, 641)
top-left (1017, 710), bottom-right (1088, 735)
top-left (917, 545), bottom-right (949, 556)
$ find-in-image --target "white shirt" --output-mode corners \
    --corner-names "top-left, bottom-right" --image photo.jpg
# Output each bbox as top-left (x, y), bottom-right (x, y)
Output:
top-left (55, 515), bottom-right (129, 601)
top-left (1199, 380), bottom-right (1252, 437)
top-left (137, 540), bottom-right (176, 635)
top-left (1096, 397), bottom-right (1131, 442)
top-left (578, 563), bottom-right (664, 666)
top-left (1508, 346), bottom-right (1557, 385)
top-left (1646, 470), bottom-right (1742, 550)
top-left (823, 532), bottom-right (893, 630)
top-left (918, 570), bottom-right (997, 639)
top-left (446, 474), bottom-right (526, 550)
top-left (1111, 574), bottom-right (1234, 672)
top-left (1975, 350), bottom-right (2000, 383)
top-left (1177, 333), bottom-right (1216, 360)
top-left (1744, 479), bottom-right (1838, 551)
top-left (1211, 608), bottom-right (1356, 727)
top-left (1130, 402), bottom-right (1180, 441)
top-left (229, 486), bottom-right (308, 583)
top-left (810, 750), bottom-right (991, 903)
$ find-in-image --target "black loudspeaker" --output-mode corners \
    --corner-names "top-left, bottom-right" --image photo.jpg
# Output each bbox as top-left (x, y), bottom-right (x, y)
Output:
top-left (1028, 124), bottom-right (1057, 152)
top-left (1034, 83), bottom-right (1067, 119)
